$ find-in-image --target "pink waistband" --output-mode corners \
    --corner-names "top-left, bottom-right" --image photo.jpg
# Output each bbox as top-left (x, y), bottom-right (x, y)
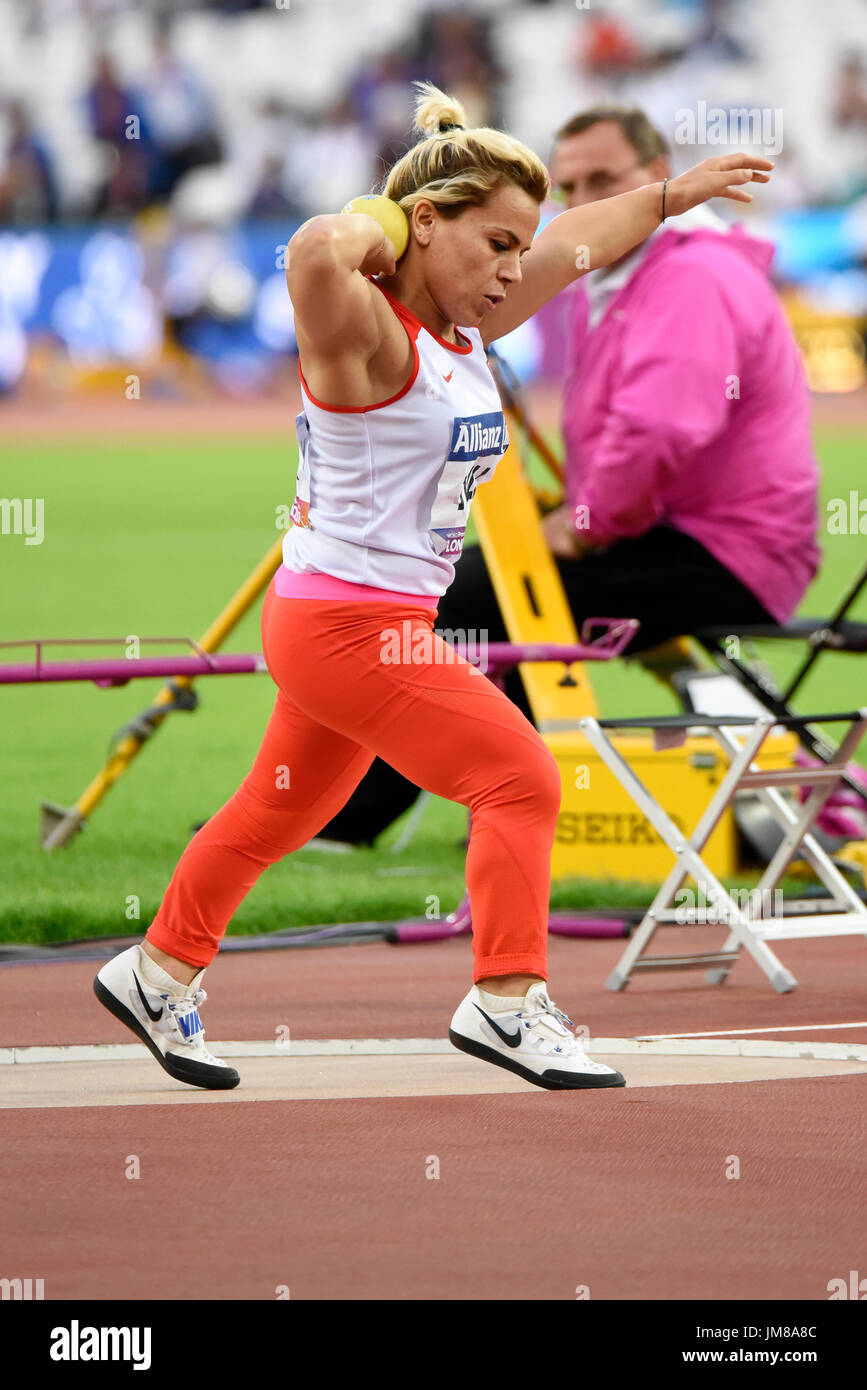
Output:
top-left (274, 566), bottom-right (439, 607)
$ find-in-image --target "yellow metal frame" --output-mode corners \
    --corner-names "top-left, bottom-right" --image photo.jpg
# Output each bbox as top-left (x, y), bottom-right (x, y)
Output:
top-left (41, 536), bottom-right (285, 849)
top-left (472, 430), bottom-right (597, 727)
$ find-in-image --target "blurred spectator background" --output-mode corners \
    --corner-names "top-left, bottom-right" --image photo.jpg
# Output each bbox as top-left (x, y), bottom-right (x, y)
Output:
top-left (0, 0), bottom-right (866, 396)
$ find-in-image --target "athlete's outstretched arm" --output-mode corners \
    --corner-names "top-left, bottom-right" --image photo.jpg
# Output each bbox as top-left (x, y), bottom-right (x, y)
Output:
top-left (480, 153), bottom-right (773, 347)
top-left (286, 213), bottom-right (396, 359)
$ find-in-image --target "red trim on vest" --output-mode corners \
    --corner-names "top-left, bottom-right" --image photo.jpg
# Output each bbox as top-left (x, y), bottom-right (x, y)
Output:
top-left (370, 279), bottom-right (474, 354)
top-left (297, 308), bottom-right (421, 415)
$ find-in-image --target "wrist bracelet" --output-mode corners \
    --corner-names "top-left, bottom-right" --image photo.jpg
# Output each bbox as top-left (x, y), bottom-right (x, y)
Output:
top-left (661, 177), bottom-right (668, 223)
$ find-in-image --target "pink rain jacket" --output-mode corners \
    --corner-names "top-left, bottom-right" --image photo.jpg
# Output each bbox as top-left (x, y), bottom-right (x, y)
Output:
top-left (562, 225), bottom-right (821, 622)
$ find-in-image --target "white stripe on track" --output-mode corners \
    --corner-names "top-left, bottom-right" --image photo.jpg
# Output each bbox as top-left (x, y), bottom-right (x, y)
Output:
top-left (636, 1022), bottom-right (867, 1040)
top-left (1, 1036), bottom-right (866, 1064)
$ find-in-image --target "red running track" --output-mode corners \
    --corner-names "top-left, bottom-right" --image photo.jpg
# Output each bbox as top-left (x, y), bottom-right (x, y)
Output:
top-left (3, 933), bottom-right (865, 1301)
top-left (1, 932), bottom-right (865, 1047)
top-left (1, 1081), bottom-right (864, 1300)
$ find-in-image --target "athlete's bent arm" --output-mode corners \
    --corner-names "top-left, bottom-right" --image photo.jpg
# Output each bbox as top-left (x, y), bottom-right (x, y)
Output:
top-left (480, 153), bottom-right (773, 346)
top-left (286, 213), bottom-right (396, 359)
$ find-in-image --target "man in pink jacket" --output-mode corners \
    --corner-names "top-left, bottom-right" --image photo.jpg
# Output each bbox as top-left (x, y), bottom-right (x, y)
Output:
top-left (315, 106), bottom-right (822, 846)
top-left (535, 105), bottom-right (821, 648)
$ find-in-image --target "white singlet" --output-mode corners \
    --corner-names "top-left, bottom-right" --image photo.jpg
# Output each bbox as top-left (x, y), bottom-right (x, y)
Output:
top-left (281, 278), bottom-right (510, 597)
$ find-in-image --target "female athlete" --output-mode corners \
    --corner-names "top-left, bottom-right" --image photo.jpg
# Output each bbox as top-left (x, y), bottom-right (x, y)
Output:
top-left (95, 82), bottom-right (772, 1091)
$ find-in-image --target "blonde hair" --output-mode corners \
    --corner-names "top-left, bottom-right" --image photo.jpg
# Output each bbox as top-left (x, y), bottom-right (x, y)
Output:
top-left (382, 81), bottom-right (550, 219)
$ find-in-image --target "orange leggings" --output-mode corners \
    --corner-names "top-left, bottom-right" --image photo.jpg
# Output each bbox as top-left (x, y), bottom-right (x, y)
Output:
top-left (147, 578), bottom-right (562, 981)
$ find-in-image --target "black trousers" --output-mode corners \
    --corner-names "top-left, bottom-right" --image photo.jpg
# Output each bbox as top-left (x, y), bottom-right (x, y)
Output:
top-left (319, 525), bottom-right (775, 844)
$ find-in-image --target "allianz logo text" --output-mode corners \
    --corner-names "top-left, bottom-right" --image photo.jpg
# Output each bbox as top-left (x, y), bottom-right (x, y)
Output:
top-left (447, 412), bottom-right (508, 460)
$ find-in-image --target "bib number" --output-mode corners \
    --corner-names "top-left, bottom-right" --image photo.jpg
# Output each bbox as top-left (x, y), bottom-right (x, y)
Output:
top-left (290, 411), bottom-right (313, 529)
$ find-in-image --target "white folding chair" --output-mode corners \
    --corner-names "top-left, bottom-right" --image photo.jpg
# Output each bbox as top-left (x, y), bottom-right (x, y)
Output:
top-left (576, 709), bottom-right (867, 993)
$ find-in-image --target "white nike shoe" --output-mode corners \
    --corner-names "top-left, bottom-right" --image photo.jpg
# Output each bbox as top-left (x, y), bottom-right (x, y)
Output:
top-left (94, 944), bottom-right (240, 1090)
top-left (449, 981), bottom-right (626, 1090)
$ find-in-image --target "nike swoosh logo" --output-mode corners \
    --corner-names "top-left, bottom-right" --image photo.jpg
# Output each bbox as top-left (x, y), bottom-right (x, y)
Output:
top-left (442, 370), bottom-right (453, 382)
top-left (473, 1003), bottom-right (522, 1048)
top-left (133, 971), bottom-right (163, 1022)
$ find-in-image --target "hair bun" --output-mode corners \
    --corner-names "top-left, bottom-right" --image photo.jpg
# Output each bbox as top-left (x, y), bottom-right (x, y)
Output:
top-left (412, 81), bottom-right (468, 137)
